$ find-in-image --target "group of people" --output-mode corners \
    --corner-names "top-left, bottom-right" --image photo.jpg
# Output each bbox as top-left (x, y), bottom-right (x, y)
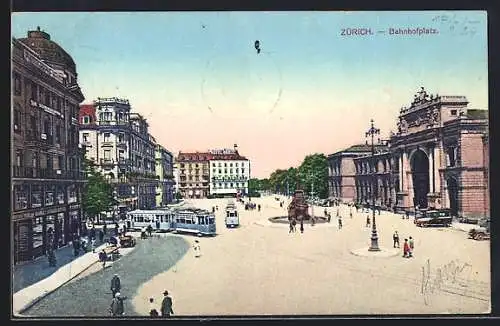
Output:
top-left (392, 231), bottom-right (415, 258)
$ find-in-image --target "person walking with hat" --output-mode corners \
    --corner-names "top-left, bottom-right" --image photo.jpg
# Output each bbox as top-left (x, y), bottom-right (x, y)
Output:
top-left (193, 240), bottom-right (201, 258)
top-left (110, 273), bottom-right (121, 298)
top-left (393, 231), bottom-right (400, 248)
top-left (161, 290), bottom-right (174, 317)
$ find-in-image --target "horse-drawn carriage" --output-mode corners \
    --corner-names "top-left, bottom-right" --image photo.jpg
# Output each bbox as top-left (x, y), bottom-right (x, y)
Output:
top-left (245, 202), bottom-right (257, 210)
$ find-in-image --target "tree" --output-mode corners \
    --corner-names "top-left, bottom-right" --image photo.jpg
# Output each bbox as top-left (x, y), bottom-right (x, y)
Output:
top-left (297, 153), bottom-right (329, 199)
top-left (81, 159), bottom-right (115, 224)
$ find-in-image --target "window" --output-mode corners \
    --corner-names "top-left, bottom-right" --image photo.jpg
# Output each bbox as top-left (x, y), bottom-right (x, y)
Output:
top-left (218, 169), bottom-right (222, 174)
top-left (68, 185), bottom-right (77, 203)
top-left (104, 132), bottom-right (110, 142)
top-left (224, 163), bottom-right (227, 167)
top-left (55, 124), bottom-right (61, 144)
top-left (104, 150), bottom-right (111, 159)
top-left (118, 133), bottom-right (124, 142)
top-left (82, 133), bottom-right (89, 142)
top-left (212, 163), bottom-right (216, 167)
top-left (14, 109), bottom-right (21, 132)
top-left (230, 169), bottom-right (233, 174)
top-left (58, 156), bottom-right (64, 170)
top-left (57, 186), bottom-right (65, 204)
top-left (235, 163), bottom-right (239, 167)
top-left (230, 183), bottom-right (234, 188)
top-left (32, 217), bottom-right (43, 250)
top-left (14, 185), bottom-right (28, 210)
top-left (230, 163), bottom-right (233, 167)
top-left (14, 73), bottom-right (22, 96)
top-left (241, 168), bottom-right (245, 174)
top-left (224, 169), bottom-right (227, 174)
top-left (218, 163), bottom-right (221, 167)
top-left (32, 185), bottom-right (43, 208)
top-left (212, 169), bottom-right (216, 174)
top-left (450, 110), bottom-right (457, 116)
top-left (83, 116), bottom-right (90, 124)
top-left (45, 185), bottom-right (55, 206)
top-left (236, 168), bottom-right (239, 173)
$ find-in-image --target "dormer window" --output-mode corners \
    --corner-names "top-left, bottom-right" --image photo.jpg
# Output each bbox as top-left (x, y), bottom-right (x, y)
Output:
top-left (450, 110), bottom-right (457, 116)
top-left (83, 116), bottom-right (90, 124)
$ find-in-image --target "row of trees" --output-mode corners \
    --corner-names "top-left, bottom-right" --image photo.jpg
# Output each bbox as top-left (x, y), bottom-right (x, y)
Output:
top-left (252, 153), bottom-right (330, 199)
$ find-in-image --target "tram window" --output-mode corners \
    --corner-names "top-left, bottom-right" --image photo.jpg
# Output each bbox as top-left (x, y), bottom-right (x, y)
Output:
top-left (198, 217), bottom-right (205, 225)
top-left (178, 217), bottom-right (185, 224)
top-left (186, 218), bottom-right (192, 224)
top-left (209, 217), bottom-right (215, 224)
top-left (226, 212), bottom-right (230, 218)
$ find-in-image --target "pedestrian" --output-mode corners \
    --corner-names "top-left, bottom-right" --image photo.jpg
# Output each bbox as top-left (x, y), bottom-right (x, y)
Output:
top-left (327, 212), bottom-right (331, 223)
top-left (161, 290), bottom-right (174, 317)
top-left (99, 229), bottom-right (104, 244)
top-left (336, 208), bottom-right (339, 217)
top-left (156, 219), bottom-right (160, 230)
top-left (147, 224), bottom-right (153, 237)
top-left (366, 215), bottom-right (371, 227)
top-left (406, 211), bottom-right (410, 220)
top-left (149, 298), bottom-right (159, 317)
top-left (99, 249), bottom-right (108, 269)
top-left (72, 237), bottom-right (79, 257)
top-left (111, 273), bottom-right (121, 298)
top-left (409, 236), bottom-right (414, 257)
top-left (90, 226), bottom-right (96, 240)
top-left (403, 239), bottom-right (410, 258)
top-left (349, 208), bottom-right (353, 219)
top-left (258, 204), bottom-right (261, 212)
top-left (114, 223), bottom-right (119, 236)
top-left (109, 292), bottom-right (125, 317)
top-left (393, 231), bottom-right (400, 248)
top-left (103, 223), bottom-right (107, 235)
top-left (324, 208), bottom-right (328, 217)
top-left (193, 240), bottom-right (201, 258)
top-left (338, 216), bottom-right (343, 230)
top-left (91, 237), bottom-right (96, 253)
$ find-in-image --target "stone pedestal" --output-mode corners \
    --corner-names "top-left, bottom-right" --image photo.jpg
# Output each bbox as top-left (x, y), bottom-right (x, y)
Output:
top-left (394, 192), bottom-right (409, 213)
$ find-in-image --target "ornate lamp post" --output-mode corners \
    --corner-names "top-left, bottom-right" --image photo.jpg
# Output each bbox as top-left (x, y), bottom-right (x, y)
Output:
top-left (366, 119), bottom-right (381, 251)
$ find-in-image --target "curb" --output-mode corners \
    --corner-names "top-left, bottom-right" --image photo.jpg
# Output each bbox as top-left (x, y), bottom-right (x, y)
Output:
top-left (13, 247), bottom-right (107, 317)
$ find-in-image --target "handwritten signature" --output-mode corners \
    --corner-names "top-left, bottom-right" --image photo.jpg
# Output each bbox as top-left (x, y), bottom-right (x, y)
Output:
top-left (431, 13), bottom-right (480, 36)
top-left (421, 258), bottom-right (473, 305)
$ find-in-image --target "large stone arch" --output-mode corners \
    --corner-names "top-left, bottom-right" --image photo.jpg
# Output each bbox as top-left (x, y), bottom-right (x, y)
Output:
top-left (410, 149), bottom-right (430, 209)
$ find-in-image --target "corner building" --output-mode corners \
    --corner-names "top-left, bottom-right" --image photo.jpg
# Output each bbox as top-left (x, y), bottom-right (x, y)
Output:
top-left (11, 28), bottom-right (86, 263)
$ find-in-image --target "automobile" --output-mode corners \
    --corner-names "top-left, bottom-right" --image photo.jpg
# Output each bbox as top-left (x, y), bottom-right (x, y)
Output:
top-left (414, 209), bottom-right (452, 227)
top-left (119, 234), bottom-right (136, 248)
top-left (468, 219), bottom-right (490, 240)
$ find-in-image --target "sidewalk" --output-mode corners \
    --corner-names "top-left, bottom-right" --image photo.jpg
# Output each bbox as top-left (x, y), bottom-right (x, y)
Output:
top-left (13, 242), bottom-right (108, 316)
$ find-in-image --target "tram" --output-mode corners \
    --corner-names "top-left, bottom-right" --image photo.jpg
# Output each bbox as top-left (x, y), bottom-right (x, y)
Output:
top-left (126, 209), bottom-right (175, 232)
top-left (172, 208), bottom-right (216, 236)
top-left (225, 201), bottom-right (239, 228)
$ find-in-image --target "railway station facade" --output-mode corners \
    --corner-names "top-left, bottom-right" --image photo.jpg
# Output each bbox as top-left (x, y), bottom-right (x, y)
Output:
top-left (328, 87), bottom-right (489, 219)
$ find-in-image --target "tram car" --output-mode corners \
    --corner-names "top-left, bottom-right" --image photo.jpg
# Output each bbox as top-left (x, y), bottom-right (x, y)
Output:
top-left (171, 208), bottom-right (217, 237)
top-left (126, 209), bottom-right (175, 232)
top-left (225, 201), bottom-right (239, 228)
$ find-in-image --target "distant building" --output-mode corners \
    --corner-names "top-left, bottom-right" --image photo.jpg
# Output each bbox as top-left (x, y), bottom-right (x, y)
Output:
top-left (327, 143), bottom-right (388, 203)
top-left (327, 87), bottom-right (489, 220)
top-left (12, 28), bottom-right (86, 263)
top-left (209, 145), bottom-right (250, 197)
top-left (155, 144), bottom-right (175, 206)
top-left (175, 152), bottom-right (213, 199)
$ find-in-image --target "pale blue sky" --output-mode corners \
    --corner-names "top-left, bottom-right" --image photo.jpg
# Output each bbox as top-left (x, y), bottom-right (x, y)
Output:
top-left (11, 11), bottom-right (488, 178)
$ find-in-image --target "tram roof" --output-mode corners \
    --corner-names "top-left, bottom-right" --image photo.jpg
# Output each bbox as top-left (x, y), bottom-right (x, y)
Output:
top-left (127, 209), bottom-right (173, 214)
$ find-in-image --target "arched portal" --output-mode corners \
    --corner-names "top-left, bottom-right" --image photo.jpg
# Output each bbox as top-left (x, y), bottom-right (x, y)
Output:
top-left (446, 177), bottom-right (459, 217)
top-left (410, 150), bottom-right (430, 209)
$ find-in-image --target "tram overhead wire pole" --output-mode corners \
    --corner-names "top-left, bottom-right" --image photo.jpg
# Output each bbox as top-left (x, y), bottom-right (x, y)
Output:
top-left (366, 119), bottom-right (381, 251)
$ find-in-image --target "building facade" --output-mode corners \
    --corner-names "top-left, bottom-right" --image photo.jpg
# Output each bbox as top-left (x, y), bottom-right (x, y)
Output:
top-left (327, 144), bottom-right (387, 203)
top-left (155, 144), bottom-right (175, 207)
top-left (175, 152), bottom-right (213, 199)
top-left (12, 28), bottom-right (86, 263)
top-left (79, 98), bottom-right (158, 214)
top-left (328, 87), bottom-right (489, 219)
top-left (209, 147), bottom-right (250, 197)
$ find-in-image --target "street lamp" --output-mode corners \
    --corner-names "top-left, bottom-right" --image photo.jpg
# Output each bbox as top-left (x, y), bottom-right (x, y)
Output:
top-left (366, 119), bottom-right (381, 251)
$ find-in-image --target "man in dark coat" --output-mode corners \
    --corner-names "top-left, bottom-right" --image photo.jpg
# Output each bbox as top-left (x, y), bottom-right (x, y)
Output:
top-left (161, 290), bottom-right (174, 317)
top-left (111, 274), bottom-right (121, 298)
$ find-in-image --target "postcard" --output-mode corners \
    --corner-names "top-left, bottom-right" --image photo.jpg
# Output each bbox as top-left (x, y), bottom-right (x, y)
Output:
top-left (11, 11), bottom-right (490, 317)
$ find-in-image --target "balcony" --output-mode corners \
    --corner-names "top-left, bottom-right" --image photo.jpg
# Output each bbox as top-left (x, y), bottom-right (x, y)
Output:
top-left (100, 158), bottom-right (115, 166)
top-left (12, 166), bottom-right (86, 180)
